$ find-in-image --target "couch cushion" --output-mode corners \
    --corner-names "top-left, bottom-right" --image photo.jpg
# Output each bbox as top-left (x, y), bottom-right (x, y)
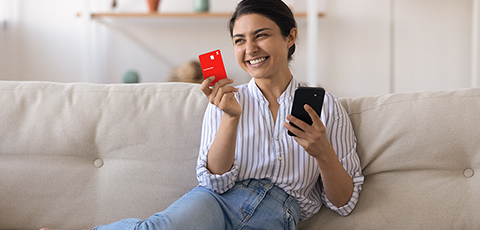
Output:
top-left (0, 81), bottom-right (208, 229)
top-left (301, 88), bottom-right (480, 229)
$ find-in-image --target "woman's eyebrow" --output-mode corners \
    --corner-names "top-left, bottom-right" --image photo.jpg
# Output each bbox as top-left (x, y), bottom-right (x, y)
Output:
top-left (233, 33), bottom-right (245, 39)
top-left (253, 28), bottom-right (271, 34)
top-left (233, 28), bottom-right (272, 39)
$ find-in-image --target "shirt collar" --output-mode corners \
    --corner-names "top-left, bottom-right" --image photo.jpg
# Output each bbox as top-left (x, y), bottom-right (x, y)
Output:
top-left (247, 78), bottom-right (299, 105)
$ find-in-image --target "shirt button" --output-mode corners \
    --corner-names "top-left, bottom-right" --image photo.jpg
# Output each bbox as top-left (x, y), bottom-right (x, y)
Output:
top-left (274, 137), bottom-right (279, 141)
top-left (277, 156), bottom-right (282, 161)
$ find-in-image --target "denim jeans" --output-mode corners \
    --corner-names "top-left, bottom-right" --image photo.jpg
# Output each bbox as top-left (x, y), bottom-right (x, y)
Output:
top-left (94, 179), bottom-right (300, 230)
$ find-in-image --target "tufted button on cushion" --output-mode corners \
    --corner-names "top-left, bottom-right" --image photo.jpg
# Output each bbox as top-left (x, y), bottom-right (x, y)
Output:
top-left (94, 158), bottom-right (104, 168)
top-left (464, 168), bottom-right (474, 178)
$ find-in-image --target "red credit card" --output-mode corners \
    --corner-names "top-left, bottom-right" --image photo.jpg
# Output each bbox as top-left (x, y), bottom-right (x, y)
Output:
top-left (198, 49), bottom-right (228, 86)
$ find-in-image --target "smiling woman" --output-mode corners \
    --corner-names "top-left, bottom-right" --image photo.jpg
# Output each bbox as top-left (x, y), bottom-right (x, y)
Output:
top-left (41, 1), bottom-right (363, 229)
top-left (229, 0), bottom-right (297, 62)
top-left (230, 13), bottom-right (296, 85)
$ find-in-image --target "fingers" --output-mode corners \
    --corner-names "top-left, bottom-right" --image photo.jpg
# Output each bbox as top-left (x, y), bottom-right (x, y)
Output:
top-left (211, 85), bottom-right (235, 105)
top-left (211, 79), bottom-right (236, 104)
top-left (285, 114), bottom-right (307, 137)
top-left (304, 104), bottom-right (321, 124)
top-left (200, 77), bottom-right (237, 105)
top-left (285, 104), bottom-right (323, 137)
top-left (200, 76), bottom-right (215, 96)
top-left (284, 119), bottom-right (302, 137)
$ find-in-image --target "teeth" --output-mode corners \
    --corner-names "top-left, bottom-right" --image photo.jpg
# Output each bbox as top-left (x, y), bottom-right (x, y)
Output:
top-left (249, 57), bottom-right (266, 65)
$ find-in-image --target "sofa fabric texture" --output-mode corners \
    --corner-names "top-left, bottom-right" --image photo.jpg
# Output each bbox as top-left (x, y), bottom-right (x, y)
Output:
top-left (0, 81), bottom-right (479, 229)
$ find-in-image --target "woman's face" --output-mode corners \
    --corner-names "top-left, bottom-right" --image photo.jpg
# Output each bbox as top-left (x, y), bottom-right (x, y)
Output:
top-left (232, 13), bottom-right (296, 80)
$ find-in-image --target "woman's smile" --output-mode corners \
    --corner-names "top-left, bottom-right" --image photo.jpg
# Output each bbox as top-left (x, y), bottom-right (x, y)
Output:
top-left (247, 56), bottom-right (269, 66)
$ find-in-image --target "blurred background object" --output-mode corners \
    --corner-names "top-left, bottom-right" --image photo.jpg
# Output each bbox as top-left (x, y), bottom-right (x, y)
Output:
top-left (168, 61), bottom-right (203, 84)
top-left (193, 0), bottom-right (209, 12)
top-left (147, 0), bottom-right (161, 13)
top-left (123, 70), bottom-right (140, 83)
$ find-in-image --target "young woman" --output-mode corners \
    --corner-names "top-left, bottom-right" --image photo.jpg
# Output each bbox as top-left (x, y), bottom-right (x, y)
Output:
top-left (196, 0), bottom-right (365, 224)
top-left (42, 0), bottom-right (363, 229)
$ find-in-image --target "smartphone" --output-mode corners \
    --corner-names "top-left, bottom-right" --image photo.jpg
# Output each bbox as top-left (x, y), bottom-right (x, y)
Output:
top-left (288, 87), bottom-right (325, 136)
top-left (198, 49), bottom-right (228, 86)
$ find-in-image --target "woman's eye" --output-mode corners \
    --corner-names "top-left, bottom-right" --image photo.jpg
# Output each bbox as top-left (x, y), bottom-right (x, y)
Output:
top-left (234, 39), bottom-right (245, 44)
top-left (257, 33), bottom-right (268, 38)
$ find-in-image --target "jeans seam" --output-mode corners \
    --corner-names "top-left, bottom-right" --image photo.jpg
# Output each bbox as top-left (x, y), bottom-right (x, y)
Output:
top-left (284, 196), bottom-right (299, 230)
top-left (235, 180), bottom-right (274, 230)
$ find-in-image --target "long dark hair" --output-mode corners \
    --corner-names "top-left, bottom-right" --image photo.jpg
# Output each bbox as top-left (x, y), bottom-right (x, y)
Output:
top-left (229, 0), bottom-right (297, 61)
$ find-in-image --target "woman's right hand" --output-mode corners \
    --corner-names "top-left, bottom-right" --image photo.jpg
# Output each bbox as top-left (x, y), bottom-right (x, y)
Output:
top-left (200, 77), bottom-right (241, 118)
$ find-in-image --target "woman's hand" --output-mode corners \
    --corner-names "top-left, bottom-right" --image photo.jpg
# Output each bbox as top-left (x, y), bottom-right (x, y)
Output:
top-left (284, 104), bottom-right (354, 207)
top-left (200, 77), bottom-right (241, 118)
top-left (284, 104), bottom-right (334, 160)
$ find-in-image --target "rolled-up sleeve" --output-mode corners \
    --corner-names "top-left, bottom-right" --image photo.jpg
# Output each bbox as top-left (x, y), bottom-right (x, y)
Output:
top-left (321, 96), bottom-right (364, 216)
top-left (196, 103), bottom-right (239, 194)
top-left (321, 153), bottom-right (364, 216)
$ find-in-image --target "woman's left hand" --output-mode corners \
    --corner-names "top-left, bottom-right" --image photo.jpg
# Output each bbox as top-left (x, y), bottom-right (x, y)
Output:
top-left (284, 104), bottom-right (334, 160)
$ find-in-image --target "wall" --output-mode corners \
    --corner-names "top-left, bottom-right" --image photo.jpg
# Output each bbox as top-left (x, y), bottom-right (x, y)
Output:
top-left (394, 0), bottom-right (474, 92)
top-left (319, 0), bottom-right (479, 97)
top-left (0, 0), bottom-right (15, 81)
top-left (0, 0), bottom-right (479, 97)
top-left (319, 0), bottom-right (391, 96)
top-left (0, 1), bottom-right (6, 80)
top-left (1, 0), bottom-right (90, 82)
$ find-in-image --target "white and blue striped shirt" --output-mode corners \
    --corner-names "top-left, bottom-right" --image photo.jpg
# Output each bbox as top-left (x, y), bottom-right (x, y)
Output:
top-left (197, 78), bottom-right (364, 221)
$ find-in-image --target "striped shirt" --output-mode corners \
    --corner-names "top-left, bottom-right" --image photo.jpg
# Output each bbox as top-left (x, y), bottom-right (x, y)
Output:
top-left (196, 78), bottom-right (364, 221)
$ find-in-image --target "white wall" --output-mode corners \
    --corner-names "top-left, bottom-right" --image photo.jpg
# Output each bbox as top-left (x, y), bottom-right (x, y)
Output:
top-left (0, 0), bottom-right (16, 81)
top-left (318, 0), bottom-right (479, 97)
top-left (473, 0), bottom-right (480, 88)
top-left (0, 1), bottom-right (6, 80)
top-left (1, 0), bottom-right (479, 97)
top-left (1, 0), bottom-right (90, 82)
top-left (318, 0), bottom-right (391, 96)
top-left (394, 0), bottom-right (473, 93)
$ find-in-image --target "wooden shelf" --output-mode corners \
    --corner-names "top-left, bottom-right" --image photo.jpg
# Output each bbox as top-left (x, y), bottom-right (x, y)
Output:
top-left (90, 12), bottom-right (325, 19)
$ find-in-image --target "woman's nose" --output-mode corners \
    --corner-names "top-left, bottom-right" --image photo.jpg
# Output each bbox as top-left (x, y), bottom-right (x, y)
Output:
top-left (246, 41), bottom-right (259, 55)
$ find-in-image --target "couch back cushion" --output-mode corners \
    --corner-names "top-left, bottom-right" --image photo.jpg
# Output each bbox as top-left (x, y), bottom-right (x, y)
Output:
top-left (3, 81), bottom-right (480, 229)
top-left (301, 88), bottom-right (480, 229)
top-left (0, 81), bottom-right (208, 229)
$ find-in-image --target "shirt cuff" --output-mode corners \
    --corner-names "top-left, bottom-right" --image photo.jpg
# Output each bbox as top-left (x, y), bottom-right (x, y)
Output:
top-left (323, 171), bottom-right (364, 216)
top-left (197, 158), bottom-right (239, 194)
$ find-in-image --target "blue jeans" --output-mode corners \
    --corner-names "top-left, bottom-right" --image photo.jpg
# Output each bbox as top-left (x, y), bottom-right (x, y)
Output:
top-left (94, 179), bottom-right (300, 230)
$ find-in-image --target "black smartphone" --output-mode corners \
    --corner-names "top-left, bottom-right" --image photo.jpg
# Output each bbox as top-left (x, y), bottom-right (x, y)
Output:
top-left (288, 87), bottom-right (325, 136)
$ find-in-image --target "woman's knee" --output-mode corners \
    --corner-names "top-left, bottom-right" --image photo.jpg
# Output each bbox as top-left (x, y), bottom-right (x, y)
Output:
top-left (154, 187), bottom-right (226, 229)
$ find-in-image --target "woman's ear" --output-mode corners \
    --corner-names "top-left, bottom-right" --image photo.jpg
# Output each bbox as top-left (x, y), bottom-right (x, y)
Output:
top-left (287, 28), bottom-right (298, 48)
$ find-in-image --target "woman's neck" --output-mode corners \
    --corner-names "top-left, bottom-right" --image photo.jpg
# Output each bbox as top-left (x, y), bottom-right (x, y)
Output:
top-left (255, 74), bottom-right (292, 103)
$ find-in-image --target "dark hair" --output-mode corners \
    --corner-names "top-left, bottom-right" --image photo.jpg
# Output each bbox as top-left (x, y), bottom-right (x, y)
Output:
top-left (229, 0), bottom-right (297, 61)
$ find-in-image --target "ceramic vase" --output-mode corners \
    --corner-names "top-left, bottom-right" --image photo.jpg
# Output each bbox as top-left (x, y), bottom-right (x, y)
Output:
top-left (147, 0), bottom-right (160, 13)
top-left (193, 0), bottom-right (209, 12)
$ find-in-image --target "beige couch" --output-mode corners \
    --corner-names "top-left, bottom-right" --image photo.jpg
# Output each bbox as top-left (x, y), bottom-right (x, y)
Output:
top-left (1, 81), bottom-right (479, 230)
